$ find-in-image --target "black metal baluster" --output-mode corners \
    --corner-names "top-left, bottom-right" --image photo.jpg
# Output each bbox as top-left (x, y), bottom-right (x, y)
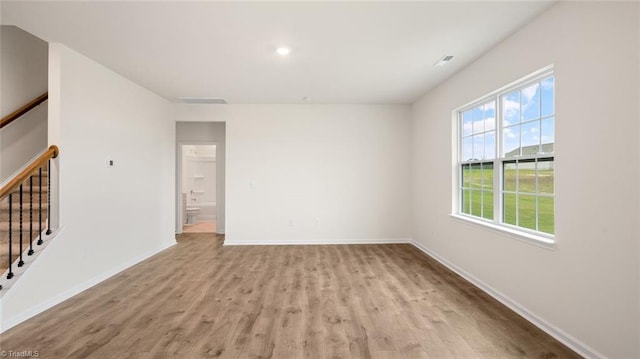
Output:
top-left (18, 185), bottom-right (24, 267)
top-left (7, 194), bottom-right (14, 279)
top-left (28, 176), bottom-right (34, 256)
top-left (38, 167), bottom-right (43, 245)
top-left (46, 160), bottom-right (52, 235)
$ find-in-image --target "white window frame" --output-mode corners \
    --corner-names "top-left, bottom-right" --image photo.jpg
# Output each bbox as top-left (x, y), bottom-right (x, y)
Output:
top-left (451, 65), bottom-right (556, 249)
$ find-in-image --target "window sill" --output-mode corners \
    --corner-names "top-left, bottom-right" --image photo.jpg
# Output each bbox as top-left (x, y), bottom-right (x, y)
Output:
top-left (449, 214), bottom-right (557, 251)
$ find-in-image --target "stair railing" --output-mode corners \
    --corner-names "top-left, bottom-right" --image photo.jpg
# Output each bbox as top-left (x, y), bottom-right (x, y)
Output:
top-left (0, 92), bottom-right (48, 130)
top-left (0, 92), bottom-right (54, 290)
top-left (0, 146), bottom-right (58, 289)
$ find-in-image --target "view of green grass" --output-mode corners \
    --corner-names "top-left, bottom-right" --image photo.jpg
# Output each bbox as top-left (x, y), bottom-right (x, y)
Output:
top-left (462, 162), bottom-right (554, 234)
top-left (462, 190), bottom-right (493, 220)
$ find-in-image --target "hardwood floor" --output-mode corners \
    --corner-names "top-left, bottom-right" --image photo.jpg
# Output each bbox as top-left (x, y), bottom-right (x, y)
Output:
top-left (0, 234), bottom-right (580, 358)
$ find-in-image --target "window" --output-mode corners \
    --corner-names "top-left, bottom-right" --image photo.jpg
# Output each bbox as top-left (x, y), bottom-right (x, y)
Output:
top-left (457, 68), bottom-right (554, 239)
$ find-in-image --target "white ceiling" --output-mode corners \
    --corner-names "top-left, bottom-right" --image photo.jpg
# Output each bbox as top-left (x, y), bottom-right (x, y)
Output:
top-left (1, 1), bottom-right (554, 104)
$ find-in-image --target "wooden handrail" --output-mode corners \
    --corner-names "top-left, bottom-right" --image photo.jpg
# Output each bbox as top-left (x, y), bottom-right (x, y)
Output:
top-left (0, 92), bottom-right (48, 130)
top-left (0, 145), bottom-right (59, 201)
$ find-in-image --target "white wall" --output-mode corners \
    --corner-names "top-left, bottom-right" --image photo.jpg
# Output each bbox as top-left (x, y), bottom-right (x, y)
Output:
top-left (175, 104), bottom-right (412, 244)
top-left (182, 145), bottom-right (216, 203)
top-left (176, 121), bottom-right (226, 233)
top-left (411, 2), bottom-right (639, 358)
top-left (0, 26), bottom-right (48, 182)
top-left (0, 43), bottom-right (175, 330)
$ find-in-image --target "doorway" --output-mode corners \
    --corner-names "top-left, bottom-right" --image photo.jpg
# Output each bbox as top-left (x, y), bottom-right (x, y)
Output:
top-left (179, 144), bottom-right (217, 233)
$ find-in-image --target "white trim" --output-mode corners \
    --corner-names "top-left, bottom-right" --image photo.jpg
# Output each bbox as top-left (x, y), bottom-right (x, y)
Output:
top-left (410, 239), bottom-right (603, 359)
top-left (454, 66), bottom-right (556, 241)
top-left (0, 231), bottom-right (601, 358)
top-left (449, 213), bottom-right (556, 250)
top-left (0, 239), bottom-right (175, 333)
top-left (224, 238), bottom-right (411, 246)
top-left (457, 65), bottom-right (554, 112)
top-left (176, 141), bottom-right (221, 234)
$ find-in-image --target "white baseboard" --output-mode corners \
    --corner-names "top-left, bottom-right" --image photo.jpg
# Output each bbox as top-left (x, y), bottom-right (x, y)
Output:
top-left (0, 240), bottom-right (176, 333)
top-left (0, 233), bottom-right (602, 358)
top-left (410, 239), bottom-right (602, 359)
top-left (0, 229), bottom-right (58, 294)
top-left (224, 238), bottom-right (411, 246)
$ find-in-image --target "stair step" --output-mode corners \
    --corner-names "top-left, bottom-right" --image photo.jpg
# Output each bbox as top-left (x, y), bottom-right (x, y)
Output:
top-left (0, 204), bottom-right (48, 212)
top-left (7, 186), bottom-right (48, 194)
top-left (1, 193), bottom-right (49, 203)
top-left (0, 234), bottom-right (45, 272)
top-left (0, 233), bottom-right (44, 244)
top-left (0, 256), bottom-right (20, 272)
top-left (0, 246), bottom-right (40, 275)
top-left (0, 203), bottom-right (47, 210)
top-left (0, 209), bottom-right (48, 220)
top-left (0, 245), bottom-right (39, 256)
top-left (0, 222), bottom-right (43, 232)
top-left (0, 237), bottom-right (43, 247)
top-left (0, 229), bottom-right (47, 238)
top-left (0, 227), bottom-right (45, 236)
top-left (0, 208), bottom-right (48, 219)
top-left (13, 176), bottom-right (48, 187)
top-left (0, 230), bottom-right (44, 243)
top-left (0, 253), bottom-right (30, 272)
top-left (0, 202), bottom-right (48, 211)
top-left (0, 211), bottom-right (47, 223)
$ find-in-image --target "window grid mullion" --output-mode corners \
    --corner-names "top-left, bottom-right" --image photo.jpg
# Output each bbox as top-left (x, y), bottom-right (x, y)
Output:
top-left (535, 86), bottom-right (542, 231)
top-left (457, 69), bottom-right (554, 237)
top-left (479, 107), bottom-right (484, 218)
top-left (538, 79), bottom-right (543, 154)
top-left (514, 82), bottom-right (521, 228)
top-left (535, 159), bottom-right (539, 231)
top-left (480, 164), bottom-right (484, 218)
top-left (515, 161), bottom-right (519, 227)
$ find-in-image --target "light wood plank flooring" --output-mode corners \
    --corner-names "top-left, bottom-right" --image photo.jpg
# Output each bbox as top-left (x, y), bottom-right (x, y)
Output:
top-left (0, 234), bottom-right (580, 358)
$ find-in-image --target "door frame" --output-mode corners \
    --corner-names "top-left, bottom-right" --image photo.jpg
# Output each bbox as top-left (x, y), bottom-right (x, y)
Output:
top-left (176, 141), bottom-right (219, 234)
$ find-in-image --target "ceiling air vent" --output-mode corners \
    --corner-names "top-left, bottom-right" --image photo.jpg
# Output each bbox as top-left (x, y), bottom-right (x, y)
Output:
top-left (177, 97), bottom-right (227, 104)
top-left (433, 55), bottom-right (454, 67)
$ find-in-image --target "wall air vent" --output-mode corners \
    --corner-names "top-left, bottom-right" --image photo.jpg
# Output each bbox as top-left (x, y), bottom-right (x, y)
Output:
top-left (177, 97), bottom-right (227, 104)
top-left (433, 55), bottom-right (454, 67)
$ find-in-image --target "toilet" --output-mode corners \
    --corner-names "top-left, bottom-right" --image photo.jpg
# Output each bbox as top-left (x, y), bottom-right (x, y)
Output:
top-left (185, 207), bottom-right (200, 224)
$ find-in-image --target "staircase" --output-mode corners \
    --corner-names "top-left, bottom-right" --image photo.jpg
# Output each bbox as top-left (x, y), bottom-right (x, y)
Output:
top-left (0, 91), bottom-right (58, 290)
top-left (0, 166), bottom-right (49, 275)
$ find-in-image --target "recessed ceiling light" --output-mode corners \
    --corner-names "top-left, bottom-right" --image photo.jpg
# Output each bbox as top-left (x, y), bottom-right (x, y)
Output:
top-left (276, 47), bottom-right (291, 56)
top-left (433, 55), bottom-right (454, 67)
